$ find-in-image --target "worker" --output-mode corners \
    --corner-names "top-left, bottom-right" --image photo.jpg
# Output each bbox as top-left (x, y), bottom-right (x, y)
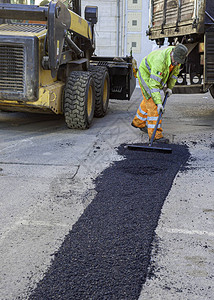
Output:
top-left (131, 44), bottom-right (188, 143)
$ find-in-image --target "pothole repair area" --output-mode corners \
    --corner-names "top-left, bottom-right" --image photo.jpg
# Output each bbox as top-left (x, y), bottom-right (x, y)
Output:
top-left (30, 143), bottom-right (190, 300)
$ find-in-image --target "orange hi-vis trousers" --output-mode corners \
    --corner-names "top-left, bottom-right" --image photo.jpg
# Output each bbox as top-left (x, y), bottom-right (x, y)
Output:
top-left (132, 92), bottom-right (163, 140)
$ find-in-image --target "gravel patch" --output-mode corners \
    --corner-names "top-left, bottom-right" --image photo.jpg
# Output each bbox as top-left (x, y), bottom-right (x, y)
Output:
top-left (29, 143), bottom-right (190, 300)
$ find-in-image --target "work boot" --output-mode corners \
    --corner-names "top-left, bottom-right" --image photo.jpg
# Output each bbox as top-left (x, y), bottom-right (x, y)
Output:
top-left (139, 126), bottom-right (148, 134)
top-left (153, 137), bottom-right (169, 144)
top-left (131, 122), bottom-right (147, 133)
top-left (131, 122), bottom-right (138, 128)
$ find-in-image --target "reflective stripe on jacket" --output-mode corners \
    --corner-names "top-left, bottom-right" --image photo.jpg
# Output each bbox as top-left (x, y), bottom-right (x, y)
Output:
top-left (137, 47), bottom-right (180, 104)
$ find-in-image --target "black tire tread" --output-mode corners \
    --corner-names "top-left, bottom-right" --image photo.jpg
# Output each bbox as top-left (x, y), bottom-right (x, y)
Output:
top-left (209, 85), bottom-right (214, 99)
top-left (64, 71), bottom-right (94, 129)
top-left (89, 66), bottom-right (110, 117)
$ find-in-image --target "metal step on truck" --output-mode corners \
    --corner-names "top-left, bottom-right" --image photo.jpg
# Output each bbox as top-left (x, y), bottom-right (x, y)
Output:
top-left (0, 0), bottom-right (136, 129)
top-left (147, 0), bottom-right (214, 98)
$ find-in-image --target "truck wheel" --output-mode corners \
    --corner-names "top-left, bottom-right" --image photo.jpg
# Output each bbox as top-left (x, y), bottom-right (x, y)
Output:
top-left (89, 66), bottom-right (110, 117)
top-left (64, 71), bottom-right (95, 129)
top-left (209, 85), bottom-right (214, 99)
top-left (190, 73), bottom-right (202, 85)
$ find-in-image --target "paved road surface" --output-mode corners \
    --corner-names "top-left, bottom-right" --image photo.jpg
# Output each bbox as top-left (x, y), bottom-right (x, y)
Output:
top-left (0, 88), bottom-right (213, 299)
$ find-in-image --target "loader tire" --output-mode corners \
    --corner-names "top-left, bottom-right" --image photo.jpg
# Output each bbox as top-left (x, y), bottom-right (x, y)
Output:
top-left (64, 71), bottom-right (95, 129)
top-left (89, 66), bottom-right (110, 117)
top-left (209, 85), bottom-right (214, 99)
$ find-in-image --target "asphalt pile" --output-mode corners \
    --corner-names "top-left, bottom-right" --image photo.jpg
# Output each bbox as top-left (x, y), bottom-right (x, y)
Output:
top-left (30, 143), bottom-right (190, 300)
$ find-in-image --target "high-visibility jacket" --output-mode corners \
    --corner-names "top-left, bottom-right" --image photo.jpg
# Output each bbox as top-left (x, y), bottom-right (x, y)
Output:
top-left (137, 47), bottom-right (180, 104)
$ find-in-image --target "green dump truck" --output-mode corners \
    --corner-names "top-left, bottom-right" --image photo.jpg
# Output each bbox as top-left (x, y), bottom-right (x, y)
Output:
top-left (147, 0), bottom-right (214, 98)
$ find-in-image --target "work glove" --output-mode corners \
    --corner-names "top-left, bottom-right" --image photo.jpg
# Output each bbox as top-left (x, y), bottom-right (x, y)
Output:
top-left (157, 104), bottom-right (165, 114)
top-left (165, 88), bottom-right (172, 97)
top-left (132, 58), bottom-right (138, 78)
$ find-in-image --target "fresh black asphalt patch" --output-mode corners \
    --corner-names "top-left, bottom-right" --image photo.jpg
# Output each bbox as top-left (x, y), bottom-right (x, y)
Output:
top-left (30, 143), bottom-right (190, 300)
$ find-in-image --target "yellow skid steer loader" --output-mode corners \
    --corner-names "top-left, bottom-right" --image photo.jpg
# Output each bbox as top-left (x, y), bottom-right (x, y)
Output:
top-left (0, 0), bottom-right (136, 129)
